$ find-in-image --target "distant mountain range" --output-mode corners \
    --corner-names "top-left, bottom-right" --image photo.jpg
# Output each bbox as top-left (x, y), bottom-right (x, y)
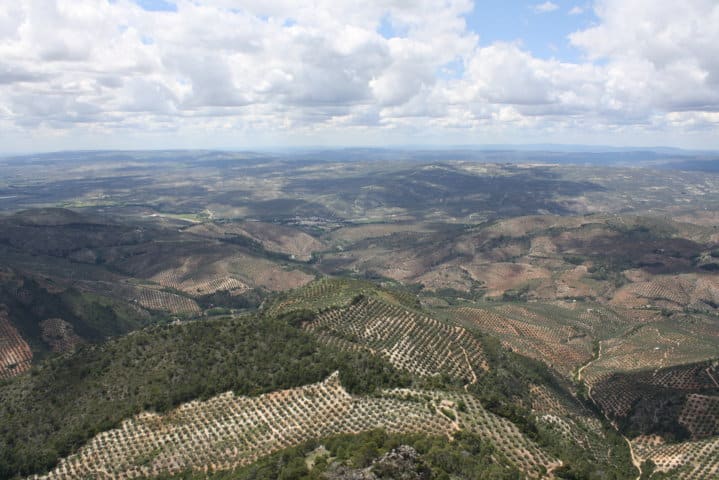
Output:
top-left (3, 146), bottom-right (718, 170)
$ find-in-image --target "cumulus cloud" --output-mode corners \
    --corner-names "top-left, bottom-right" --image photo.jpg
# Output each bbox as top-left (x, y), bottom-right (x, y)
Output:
top-left (0, 0), bottom-right (717, 150)
top-left (569, 0), bottom-right (719, 113)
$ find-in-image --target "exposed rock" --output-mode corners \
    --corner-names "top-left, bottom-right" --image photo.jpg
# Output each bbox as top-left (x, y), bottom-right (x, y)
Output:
top-left (324, 445), bottom-right (431, 480)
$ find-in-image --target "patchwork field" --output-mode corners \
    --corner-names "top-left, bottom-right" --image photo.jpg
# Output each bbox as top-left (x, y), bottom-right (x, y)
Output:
top-left (1, 152), bottom-right (719, 479)
top-left (447, 302), bottom-right (629, 378)
top-left (459, 305), bottom-right (589, 376)
top-left (580, 320), bottom-right (719, 388)
top-left (588, 361), bottom-right (719, 427)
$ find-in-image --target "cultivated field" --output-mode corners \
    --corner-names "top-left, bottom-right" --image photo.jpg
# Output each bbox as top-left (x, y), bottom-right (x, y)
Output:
top-left (2, 152), bottom-right (719, 478)
top-left (0, 307), bottom-right (32, 380)
top-left (633, 435), bottom-right (719, 479)
top-left (449, 303), bottom-right (607, 377)
top-left (589, 361), bottom-right (719, 429)
top-left (305, 296), bottom-right (489, 380)
top-left (33, 374), bottom-right (559, 479)
top-left (464, 263), bottom-right (552, 298)
top-left (76, 281), bottom-right (201, 315)
top-left (678, 394), bottom-right (719, 438)
top-left (227, 255), bottom-right (314, 291)
top-left (264, 278), bottom-right (377, 318)
top-left (611, 274), bottom-right (719, 311)
top-left (580, 321), bottom-right (719, 388)
top-left (151, 265), bottom-right (248, 297)
top-left (530, 384), bottom-right (610, 465)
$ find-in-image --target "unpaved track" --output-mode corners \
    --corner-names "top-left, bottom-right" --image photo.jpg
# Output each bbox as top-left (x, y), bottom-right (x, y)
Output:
top-left (707, 366), bottom-right (719, 388)
top-left (576, 340), bottom-right (642, 479)
top-left (576, 340), bottom-right (602, 383)
top-left (460, 345), bottom-right (478, 392)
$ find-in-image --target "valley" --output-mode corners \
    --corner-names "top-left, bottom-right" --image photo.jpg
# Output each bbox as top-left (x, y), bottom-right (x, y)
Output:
top-left (0, 150), bottom-right (718, 479)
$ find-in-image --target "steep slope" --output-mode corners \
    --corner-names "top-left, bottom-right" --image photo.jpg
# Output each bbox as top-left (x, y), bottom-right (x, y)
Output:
top-left (33, 374), bottom-right (558, 479)
top-left (265, 278), bottom-right (638, 479)
top-left (0, 308), bottom-right (32, 380)
top-left (0, 314), bottom-right (407, 478)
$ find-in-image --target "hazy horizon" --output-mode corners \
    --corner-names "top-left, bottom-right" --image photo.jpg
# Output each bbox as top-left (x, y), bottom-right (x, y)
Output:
top-left (3, 143), bottom-right (719, 158)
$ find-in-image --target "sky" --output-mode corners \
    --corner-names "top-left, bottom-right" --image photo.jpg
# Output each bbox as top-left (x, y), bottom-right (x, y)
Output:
top-left (1, 0), bottom-right (718, 152)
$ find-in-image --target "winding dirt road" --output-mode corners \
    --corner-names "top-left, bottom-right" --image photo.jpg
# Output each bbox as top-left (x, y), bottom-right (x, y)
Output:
top-left (575, 340), bottom-right (643, 480)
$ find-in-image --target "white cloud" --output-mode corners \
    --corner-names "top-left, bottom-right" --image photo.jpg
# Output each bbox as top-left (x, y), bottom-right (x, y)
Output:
top-left (0, 0), bottom-right (717, 151)
top-left (568, 6), bottom-right (584, 15)
top-left (569, 0), bottom-right (719, 113)
top-left (532, 2), bottom-right (559, 13)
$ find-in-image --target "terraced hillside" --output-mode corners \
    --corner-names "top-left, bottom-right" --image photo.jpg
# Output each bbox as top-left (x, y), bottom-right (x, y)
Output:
top-left (438, 293), bottom-right (719, 478)
top-left (0, 307), bottom-right (32, 380)
top-left (579, 318), bottom-right (719, 390)
top-left (611, 274), bottom-right (719, 312)
top-left (529, 383), bottom-right (610, 464)
top-left (268, 279), bottom-right (487, 381)
top-left (0, 312), bottom-right (410, 478)
top-left (260, 279), bottom-right (642, 477)
top-left (0, 267), bottom-right (168, 370)
top-left (570, 323), bottom-right (719, 478)
top-left (305, 295), bottom-right (489, 380)
top-left (448, 301), bottom-right (629, 378)
top-left (587, 361), bottom-right (719, 438)
top-left (453, 305), bottom-right (589, 377)
top-left (33, 373), bottom-right (559, 479)
top-left (264, 277), bottom-right (380, 318)
top-left (75, 280), bottom-right (201, 315)
top-left (1, 275), bottom-right (641, 479)
top-left (632, 435), bottom-right (719, 479)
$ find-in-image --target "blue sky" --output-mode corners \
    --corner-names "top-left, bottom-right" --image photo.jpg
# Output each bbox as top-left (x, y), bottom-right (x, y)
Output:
top-left (131, 0), bottom-right (177, 12)
top-left (0, 0), bottom-right (718, 152)
top-left (465, 1), bottom-right (597, 62)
